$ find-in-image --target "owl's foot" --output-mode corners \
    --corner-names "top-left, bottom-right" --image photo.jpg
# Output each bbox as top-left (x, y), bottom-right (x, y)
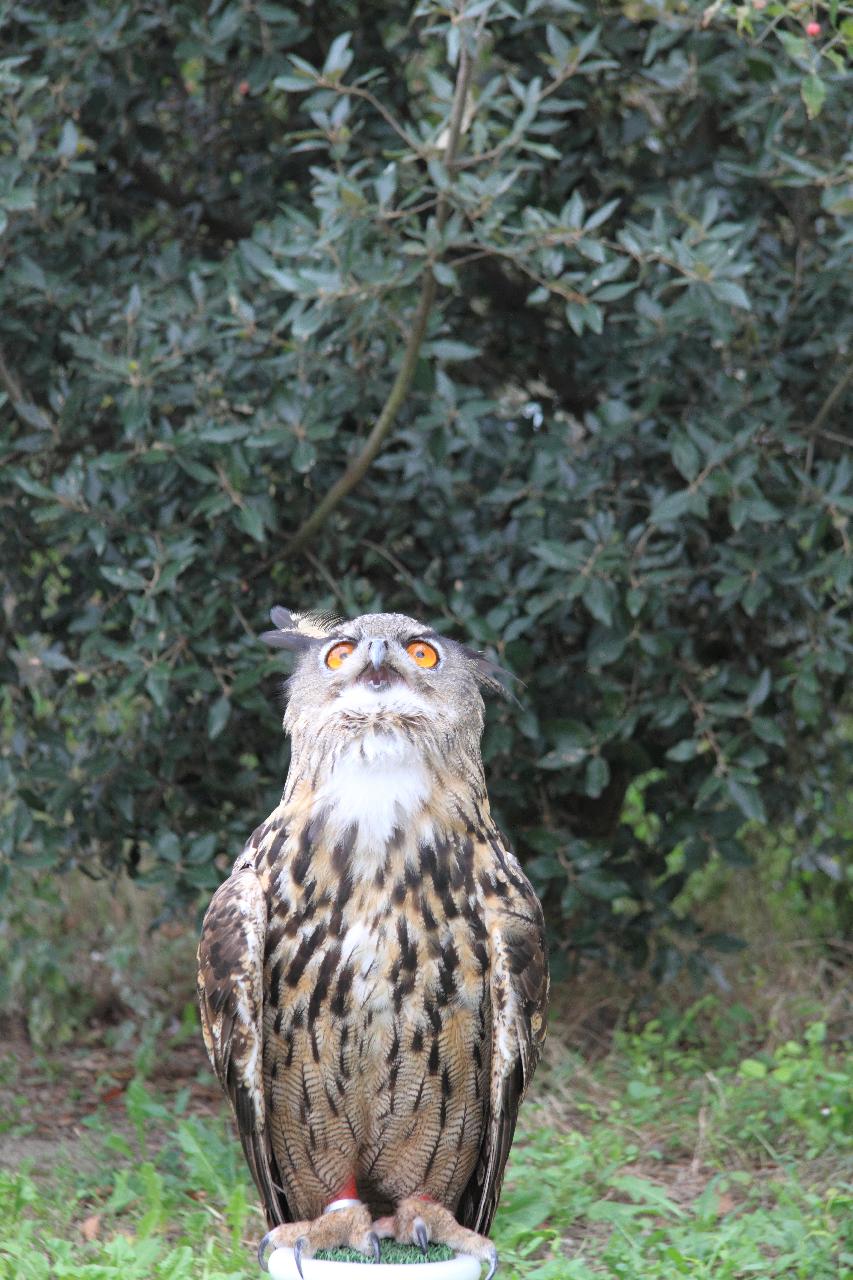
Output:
top-left (374, 1196), bottom-right (498, 1279)
top-left (258, 1199), bottom-right (381, 1276)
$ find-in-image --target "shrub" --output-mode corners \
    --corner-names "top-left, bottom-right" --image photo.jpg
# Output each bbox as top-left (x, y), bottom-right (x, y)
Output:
top-left (1, 1), bottom-right (850, 975)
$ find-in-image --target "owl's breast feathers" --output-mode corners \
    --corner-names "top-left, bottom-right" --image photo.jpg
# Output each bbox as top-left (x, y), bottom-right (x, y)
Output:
top-left (197, 746), bottom-right (548, 1234)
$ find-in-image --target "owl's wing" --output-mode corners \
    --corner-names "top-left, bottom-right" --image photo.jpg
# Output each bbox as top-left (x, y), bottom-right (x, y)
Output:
top-left (197, 863), bottom-right (291, 1225)
top-left (457, 838), bottom-right (549, 1235)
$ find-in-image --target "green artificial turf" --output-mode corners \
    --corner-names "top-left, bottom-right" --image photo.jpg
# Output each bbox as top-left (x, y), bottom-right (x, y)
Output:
top-left (315, 1242), bottom-right (455, 1263)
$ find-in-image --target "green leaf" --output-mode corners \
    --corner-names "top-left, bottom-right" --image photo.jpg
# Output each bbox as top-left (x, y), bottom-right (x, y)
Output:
top-left (709, 280), bottom-right (751, 310)
top-left (626, 588), bottom-right (646, 617)
top-left (577, 867), bottom-right (629, 900)
top-left (273, 71), bottom-right (316, 92)
top-left (57, 120), bottom-right (79, 158)
top-left (323, 31), bottom-right (353, 77)
top-left (584, 197), bottom-right (621, 230)
top-left (752, 716), bottom-right (786, 747)
top-left (545, 23), bottom-right (571, 63)
top-left (292, 439), bottom-right (317, 472)
top-left (273, 54), bottom-right (320, 91)
top-left (650, 490), bottom-right (694, 524)
top-left (730, 495), bottom-right (784, 529)
top-left (585, 755), bottom-right (610, 797)
top-left (801, 74), bottom-right (827, 120)
top-left (746, 669), bottom-right (771, 710)
top-left (671, 438), bottom-right (700, 482)
top-left (2, 188), bottom-right (36, 212)
top-left (101, 566), bottom-right (148, 590)
top-left (539, 742), bottom-right (589, 769)
top-left (196, 423), bottom-right (247, 443)
top-left (726, 779), bottom-right (767, 824)
top-left (428, 340), bottom-right (481, 361)
top-left (145, 666), bottom-right (170, 709)
top-left (207, 696), bottom-right (231, 740)
top-left (566, 302), bottom-right (587, 336)
top-left (237, 504), bottom-right (266, 541)
top-left (582, 577), bottom-right (615, 626)
top-left (11, 470), bottom-right (55, 499)
top-left (532, 541), bottom-right (581, 571)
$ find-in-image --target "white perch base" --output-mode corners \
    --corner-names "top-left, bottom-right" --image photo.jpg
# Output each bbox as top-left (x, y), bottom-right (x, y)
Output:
top-left (266, 1248), bottom-right (483, 1280)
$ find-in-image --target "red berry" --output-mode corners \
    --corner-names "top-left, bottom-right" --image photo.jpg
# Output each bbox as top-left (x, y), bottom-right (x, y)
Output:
top-left (805, 20), bottom-right (821, 35)
top-left (238, 79), bottom-right (250, 95)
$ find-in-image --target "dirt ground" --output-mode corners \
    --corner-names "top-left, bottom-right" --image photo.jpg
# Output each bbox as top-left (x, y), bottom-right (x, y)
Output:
top-left (0, 1021), bottom-right (220, 1175)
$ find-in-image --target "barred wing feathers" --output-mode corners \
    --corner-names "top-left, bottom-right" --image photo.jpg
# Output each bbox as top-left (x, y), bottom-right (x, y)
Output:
top-left (197, 866), bottom-right (290, 1226)
top-left (458, 839), bottom-right (549, 1235)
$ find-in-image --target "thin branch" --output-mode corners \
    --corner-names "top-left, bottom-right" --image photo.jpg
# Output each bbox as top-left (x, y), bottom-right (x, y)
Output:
top-left (286, 7), bottom-right (478, 555)
top-left (377, 196), bottom-right (438, 223)
top-left (304, 549), bottom-right (349, 608)
top-left (815, 428), bottom-right (851, 448)
top-left (805, 358), bottom-right (853, 470)
top-left (361, 537), bottom-right (461, 627)
top-left (812, 360), bottom-right (853, 432)
top-left (449, 240), bottom-right (588, 305)
top-left (315, 77), bottom-right (423, 156)
top-left (285, 262), bottom-right (438, 554)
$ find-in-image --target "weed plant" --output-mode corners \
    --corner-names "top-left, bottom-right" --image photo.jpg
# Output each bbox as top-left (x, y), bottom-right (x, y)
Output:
top-left (1, 1009), bottom-right (849, 1280)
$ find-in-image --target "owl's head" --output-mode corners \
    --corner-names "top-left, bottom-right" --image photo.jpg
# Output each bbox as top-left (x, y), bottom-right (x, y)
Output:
top-left (261, 606), bottom-right (508, 759)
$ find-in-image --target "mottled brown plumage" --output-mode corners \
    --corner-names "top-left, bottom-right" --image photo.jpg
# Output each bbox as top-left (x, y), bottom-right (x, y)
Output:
top-left (198, 608), bottom-right (548, 1273)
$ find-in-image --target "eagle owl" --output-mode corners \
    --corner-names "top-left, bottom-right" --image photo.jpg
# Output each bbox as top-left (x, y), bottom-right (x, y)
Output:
top-left (197, 608), bottom-right (549, 1276)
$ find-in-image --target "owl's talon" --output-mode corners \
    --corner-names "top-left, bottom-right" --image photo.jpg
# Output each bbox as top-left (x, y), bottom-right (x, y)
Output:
top-left (387, 1198), bottom-right (497, 1275)
top-left (413, 1218), bottom-right (429, 1254)
top-left (294, 1235), bottom-right (309, 1279)
top-left (257, 1230), bottom-right (275, 1272)
top-left (257, 1205), bottom-right (373, 1272)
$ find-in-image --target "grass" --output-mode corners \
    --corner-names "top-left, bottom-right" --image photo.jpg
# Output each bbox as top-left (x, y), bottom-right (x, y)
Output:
top-left (0, 999), bottom-right (850, 1280)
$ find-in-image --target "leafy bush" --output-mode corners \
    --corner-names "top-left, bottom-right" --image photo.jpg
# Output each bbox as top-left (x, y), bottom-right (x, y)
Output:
top-left (1, 1), bottom-right (850, 973)
top-left (0, 873), bottom-right (198, 1044)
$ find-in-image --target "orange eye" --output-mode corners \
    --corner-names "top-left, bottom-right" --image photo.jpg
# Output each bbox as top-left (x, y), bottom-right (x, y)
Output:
top-left (325, 641), bottom-right (355, 670)
top-left (406, 640), bottom-right (439, 669)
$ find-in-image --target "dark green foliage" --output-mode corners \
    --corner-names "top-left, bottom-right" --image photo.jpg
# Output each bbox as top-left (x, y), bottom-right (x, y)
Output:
top-left (1, 2), bottom-right (850, 975)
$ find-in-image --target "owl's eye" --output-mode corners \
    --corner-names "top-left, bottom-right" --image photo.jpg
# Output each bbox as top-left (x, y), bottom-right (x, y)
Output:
top-left (406, 640), bottom-right (439, 669)
top-left (325, 641), bottom-right (355, 670)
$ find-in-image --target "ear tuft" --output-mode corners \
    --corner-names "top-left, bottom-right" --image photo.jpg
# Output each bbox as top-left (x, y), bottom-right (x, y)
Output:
top-left (261, 605), bottom-right (344, 652)
top-left (270, 605), bottom-right (296, 630)
top-left (294, 609), bottom-right (344, 636)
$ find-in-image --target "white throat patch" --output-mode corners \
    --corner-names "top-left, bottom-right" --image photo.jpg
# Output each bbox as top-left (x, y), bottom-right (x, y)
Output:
top-left (315, 728), bottom-right (430, 859)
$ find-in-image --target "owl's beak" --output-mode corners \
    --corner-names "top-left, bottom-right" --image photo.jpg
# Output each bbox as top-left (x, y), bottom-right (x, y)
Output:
top-left (368, 638), bottom-right (388, 670)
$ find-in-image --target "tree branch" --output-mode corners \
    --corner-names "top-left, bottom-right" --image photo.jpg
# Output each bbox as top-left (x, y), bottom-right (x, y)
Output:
top-left (286, 6), bottom-right (477, 556)
top-left (804, 359), bottom-right (853, 472)
top-left (809, 359), bottom-right (853, 435)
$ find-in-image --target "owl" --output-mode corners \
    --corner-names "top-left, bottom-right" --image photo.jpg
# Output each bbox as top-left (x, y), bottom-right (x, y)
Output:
top-left (197, 607), bottom-right (549, 1277)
